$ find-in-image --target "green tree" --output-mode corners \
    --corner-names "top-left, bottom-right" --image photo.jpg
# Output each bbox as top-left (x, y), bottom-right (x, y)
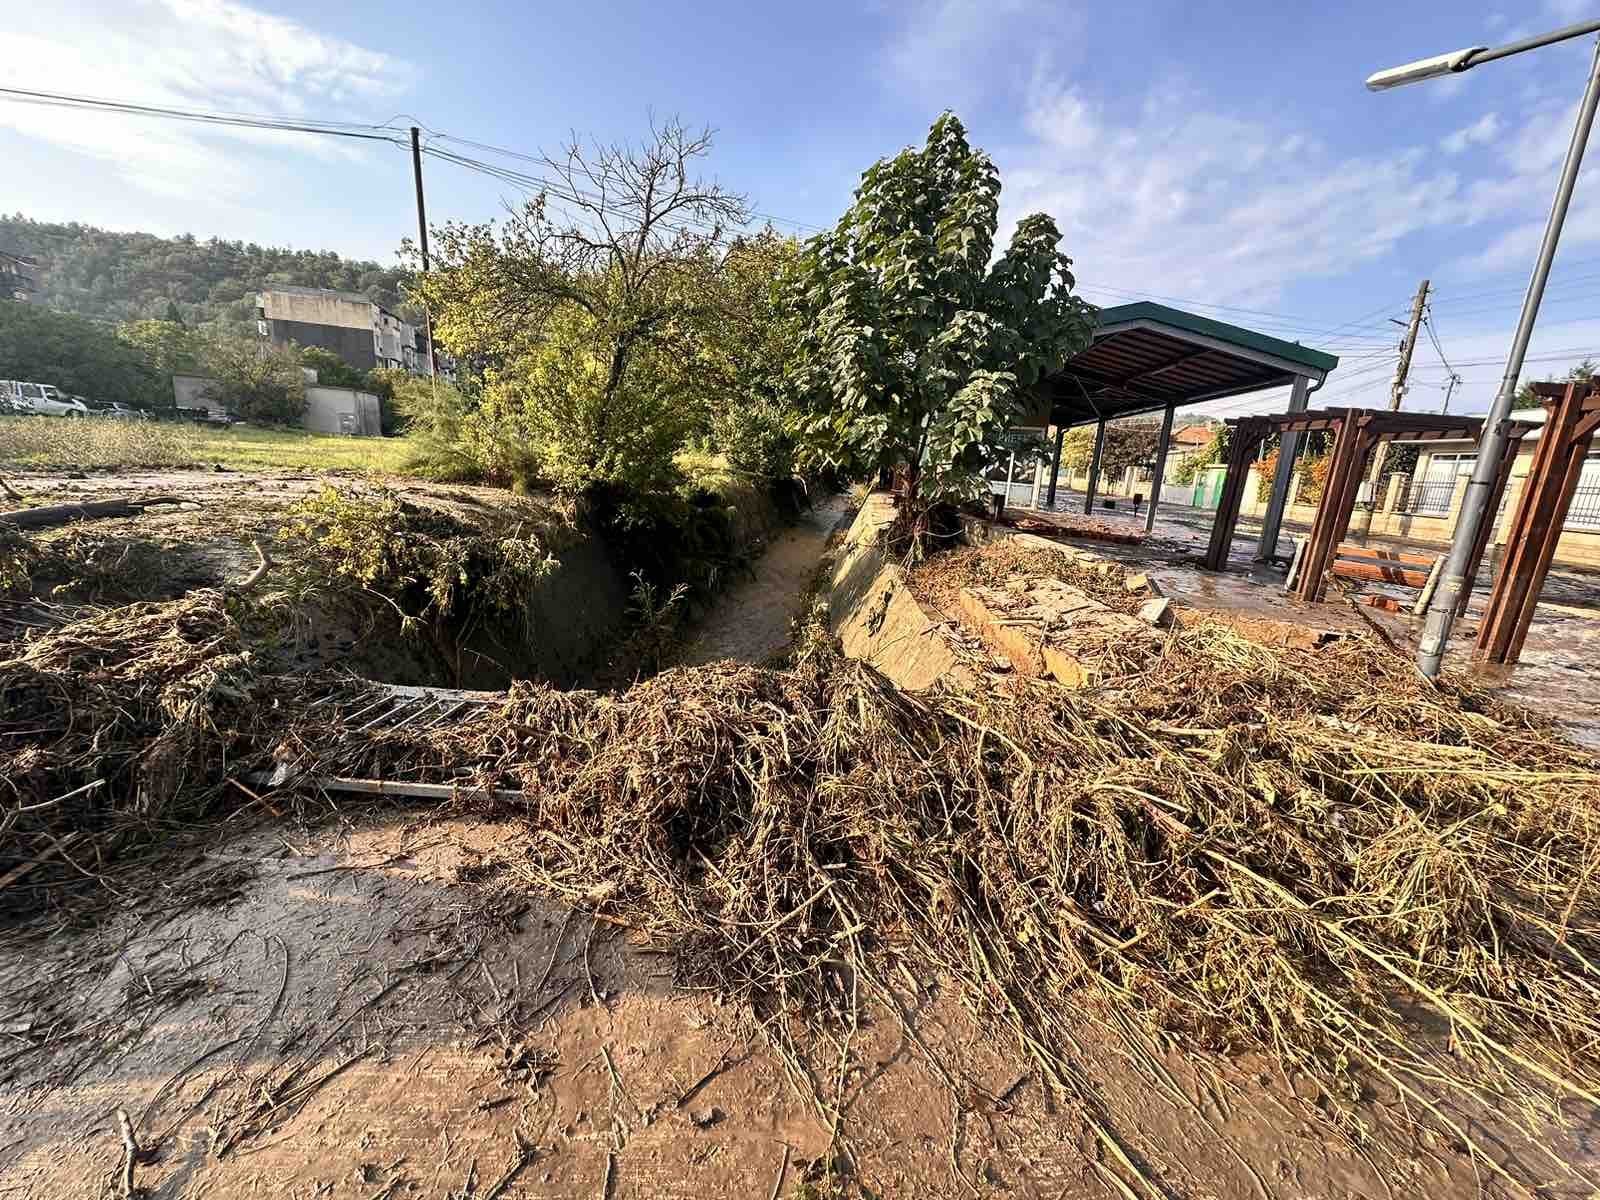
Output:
top-left (702, 230), bottom-right (803, 479)
top-left (116, 319), bottom-right (201, 377)
top-left (0, 303), bottom-right (164, 405)
top-left (1059, 419), bottom-right (1162, 481)
top-left (781, 114), bottom-right (1095, 541)
top-left (198, 334), bottom-right (306, 424)
top-left (297, 345), bottom-right (367, 390)
top-left (414, 120), bottom-right (750, 498)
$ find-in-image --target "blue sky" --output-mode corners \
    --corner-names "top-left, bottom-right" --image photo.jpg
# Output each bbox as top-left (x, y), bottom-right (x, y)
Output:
top-left (6, 0), bottom-right (1600, 417)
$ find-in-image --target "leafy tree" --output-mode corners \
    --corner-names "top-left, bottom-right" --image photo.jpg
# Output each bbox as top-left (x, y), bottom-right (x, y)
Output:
top-left (781, 114), bottom-right (1094, 542)
top-left (116, 319), bottom-right (201, 380)
top-left (297, 345), bottom-right (367, 390)
top-left (1060, 418), bottom-right (1162, 481)
top-left (0, 303), bottom-right (164, 405)
top-left (702, 230), bottom-right (803, 479)
top-left (198, 335), bottom-right (305, 425)
top-left (414, 120), bottom-right (750, 499)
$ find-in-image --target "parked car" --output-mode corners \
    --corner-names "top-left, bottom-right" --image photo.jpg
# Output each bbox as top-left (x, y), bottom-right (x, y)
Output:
top-left (0, 381), bottom-right (35, 415)
top-left (1, 381), bottom-right (89, 416)
top-left (88, 400), bottom-right (151, 421)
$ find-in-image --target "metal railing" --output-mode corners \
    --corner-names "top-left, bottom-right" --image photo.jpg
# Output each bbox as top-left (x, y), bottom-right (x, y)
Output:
top-left (1407, 479), bottom-right (1458, 516)
top-left (1567, 481), bottom-right (1600, 529)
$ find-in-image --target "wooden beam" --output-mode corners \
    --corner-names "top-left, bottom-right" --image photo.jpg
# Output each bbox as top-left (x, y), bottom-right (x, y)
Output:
top-left (1331, 560), bottom-right (1432, 588)
top-left (1203, 424), bottom-right (1263, 571)
top-left (1333, 542), bottom-right (1439, 569)
top-left (1477, 381), bottom-right (1594, 663)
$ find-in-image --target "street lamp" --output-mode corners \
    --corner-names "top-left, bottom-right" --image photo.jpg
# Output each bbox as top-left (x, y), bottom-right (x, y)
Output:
top-left (1366, 18), bottom-right (1600, 678)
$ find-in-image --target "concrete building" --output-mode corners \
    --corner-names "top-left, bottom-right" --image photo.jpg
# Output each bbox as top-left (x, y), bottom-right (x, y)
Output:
top-left (304, 385), bottom-right (383, 436)
top-left (257, 286), bottom-right (431, 375)
top-left (1163, 425), bottom-right (1218, 480)
top-left (172, 372), bottom-right (383, 437)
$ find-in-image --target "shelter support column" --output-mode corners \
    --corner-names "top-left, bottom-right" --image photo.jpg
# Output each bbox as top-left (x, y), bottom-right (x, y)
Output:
top-left (1046, 424), bottom-right (1065, 507)
top-left (1083, 417), bottom-right (1107, 515)
top-left (1146, 402), bottom-right (1176, 534)
top-left (1255, 375), bottom-right (1312, 563)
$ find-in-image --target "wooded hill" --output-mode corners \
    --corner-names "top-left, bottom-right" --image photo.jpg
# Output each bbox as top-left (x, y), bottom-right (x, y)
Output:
top-left (0, 214), bottom-right (415, 330)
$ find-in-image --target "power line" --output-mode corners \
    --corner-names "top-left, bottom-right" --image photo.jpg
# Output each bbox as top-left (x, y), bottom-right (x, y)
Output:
top-left (0, 86), bottom-right (408, 144)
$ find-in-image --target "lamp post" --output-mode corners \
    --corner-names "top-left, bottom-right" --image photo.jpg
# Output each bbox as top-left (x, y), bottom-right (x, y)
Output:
top-left (1366, 19), bottom-right (1600, 678)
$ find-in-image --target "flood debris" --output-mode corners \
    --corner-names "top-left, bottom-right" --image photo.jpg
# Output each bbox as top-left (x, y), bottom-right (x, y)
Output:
top-left (5, 540), bottom-right (1600, 1192)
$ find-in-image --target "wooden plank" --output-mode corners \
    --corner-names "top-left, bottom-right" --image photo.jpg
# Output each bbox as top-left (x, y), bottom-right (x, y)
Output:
top-left (1331, 561), bottom-right (1431, 588)
top-left (1332, 542), bottom-right (1437, 569)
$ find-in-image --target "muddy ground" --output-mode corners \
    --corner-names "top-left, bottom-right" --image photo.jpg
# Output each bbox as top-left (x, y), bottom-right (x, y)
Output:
top-left (9, 811), bottom-right (1580, 1200)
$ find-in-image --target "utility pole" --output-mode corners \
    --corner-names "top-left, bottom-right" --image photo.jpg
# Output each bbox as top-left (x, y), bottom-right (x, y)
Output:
top-left (1365, 279), bottom-right (1430, 501)
top-left (410, 127), bottom-right (430, 271)
top-left (1389, 279), bottom-right (1430, 411)
top-left (410, 126), bottom-right (437, 383)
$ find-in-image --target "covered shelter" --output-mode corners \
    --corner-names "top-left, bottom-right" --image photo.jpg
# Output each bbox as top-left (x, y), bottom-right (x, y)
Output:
top-left (1478, 379), bottom-right (1600, 663)
top-left (1202, 407), bottom-right (1536, 606)
top-left (1037, 303), bottom-right (1339, 555)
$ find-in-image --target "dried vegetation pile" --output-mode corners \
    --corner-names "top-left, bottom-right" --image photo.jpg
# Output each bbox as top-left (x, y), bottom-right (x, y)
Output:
top-left (4, 575), bottom-right (1600, 1183)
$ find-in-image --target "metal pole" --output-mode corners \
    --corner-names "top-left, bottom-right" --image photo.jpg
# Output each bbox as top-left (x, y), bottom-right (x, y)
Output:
top-left (410, 126), bottom-right (438, 384)
top-left (1418, 35), bottom-right (1600, 677)
top-left (1084, 418), bottom-right (1107, 515)
top-left (410, 127), bottom-right (431, 270)
top-left (1146, 402), bottom-right (1175, 534)
top-left (1046, 425), bottom-right (1065, 507)
top-left (1255, 375), bottom-right (1311, 561)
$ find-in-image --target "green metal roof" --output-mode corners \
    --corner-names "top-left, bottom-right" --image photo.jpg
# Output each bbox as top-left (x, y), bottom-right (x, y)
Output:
top-left (1038, 300), bottom-right (1341, 427)
top-left (1095, 302), bottom-right (1340, 375)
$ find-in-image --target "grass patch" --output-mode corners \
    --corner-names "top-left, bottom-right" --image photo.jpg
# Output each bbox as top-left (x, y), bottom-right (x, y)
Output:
top-left (0, 417), bottom-right (418, 475)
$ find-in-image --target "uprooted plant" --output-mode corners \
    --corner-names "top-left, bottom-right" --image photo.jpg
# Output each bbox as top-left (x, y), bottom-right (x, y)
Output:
top-left (273, 484), bottom-right (559, 639)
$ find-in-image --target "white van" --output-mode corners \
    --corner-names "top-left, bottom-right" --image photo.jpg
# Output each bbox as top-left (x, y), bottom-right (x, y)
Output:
top-left (2, 381), bottom-right (88, 416)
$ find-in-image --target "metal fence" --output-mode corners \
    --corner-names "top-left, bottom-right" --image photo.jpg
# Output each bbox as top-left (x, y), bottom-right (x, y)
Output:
top-left (1568, 481), bottom-right (1600, 530)
top-left (1407, 479), bottom-right (1457, 516)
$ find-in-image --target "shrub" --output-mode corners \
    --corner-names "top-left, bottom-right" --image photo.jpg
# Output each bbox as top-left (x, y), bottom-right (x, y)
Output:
top-left (198, 335), bottom-right (305, 425)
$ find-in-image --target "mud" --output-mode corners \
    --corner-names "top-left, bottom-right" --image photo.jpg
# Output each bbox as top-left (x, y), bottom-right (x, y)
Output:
top-left (678, 494), bottom-right (853, 667)
top-left (5, 812), bottom-right (1577, 1200)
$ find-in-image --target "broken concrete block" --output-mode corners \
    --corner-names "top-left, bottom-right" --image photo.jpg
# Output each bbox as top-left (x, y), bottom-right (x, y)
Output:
top-left (1138, 598), bottom-right (1173, 628)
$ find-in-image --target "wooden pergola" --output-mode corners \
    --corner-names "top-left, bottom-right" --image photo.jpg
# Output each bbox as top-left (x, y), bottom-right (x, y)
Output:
top-left (1203, 407), bottom-right (1535, 605)
top-left (1477, 379), bottom-right (1600, 663)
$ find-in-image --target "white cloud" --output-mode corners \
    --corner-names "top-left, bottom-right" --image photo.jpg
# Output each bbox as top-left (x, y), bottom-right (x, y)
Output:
top-left (884, 0), bottom-right (1081, 107)
top-left (0, 0), bottom-right (413, 204)
top-left (1442, 112), bottom-right (1502, 154)
top-left (1546, 0), bottom-right (1593, 20)
top-left (994, 78), bottom-right (1461, 306)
